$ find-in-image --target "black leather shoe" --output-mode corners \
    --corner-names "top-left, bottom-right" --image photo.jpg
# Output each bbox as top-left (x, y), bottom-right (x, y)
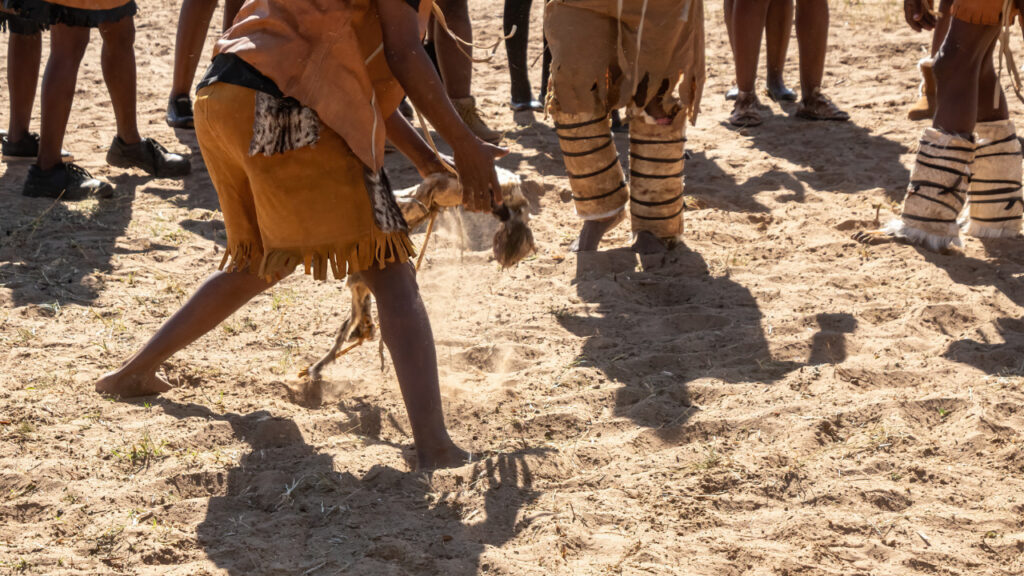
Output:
top-left (106, 137), bottom-right (191, 178)
top-left (166, 95), bottom-right (195, 129)
top-left (2, 132), bottom-right (74, 162)
top-left (22, 163), bottom-right (113, 200)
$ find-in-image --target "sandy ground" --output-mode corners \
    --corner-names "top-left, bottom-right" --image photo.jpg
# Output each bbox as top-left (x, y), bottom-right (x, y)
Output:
top-left (2, 0), bottom-right (1024, 574)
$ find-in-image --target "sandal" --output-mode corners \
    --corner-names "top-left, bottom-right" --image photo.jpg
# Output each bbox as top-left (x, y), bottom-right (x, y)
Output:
top-left (795, 90), bottom-right (850, 122)
top-left (729, 91), bottom-right (763, 127)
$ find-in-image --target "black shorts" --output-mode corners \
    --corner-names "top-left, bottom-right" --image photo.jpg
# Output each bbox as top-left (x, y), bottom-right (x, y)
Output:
top-left (1, 0), bottom-right (136, 30)
top-left (0, 10), bottom-right (44, 34)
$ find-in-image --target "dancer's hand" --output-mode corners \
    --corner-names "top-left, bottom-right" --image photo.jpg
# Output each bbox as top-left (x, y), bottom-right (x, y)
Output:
top-left (904, 0), bottom-right (936, 31)
top-left (452, 139), bottom-right (508, 212)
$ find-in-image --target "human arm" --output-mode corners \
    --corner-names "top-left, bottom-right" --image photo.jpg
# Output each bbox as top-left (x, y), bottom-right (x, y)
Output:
top-left (376, 0), bottom-right (507, 212)
top-left (385, 110), bottom-right (454, 178)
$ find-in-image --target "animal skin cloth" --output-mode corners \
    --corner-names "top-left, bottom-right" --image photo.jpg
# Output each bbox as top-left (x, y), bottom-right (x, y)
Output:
top-left (885, 128), bottom-right (974, 251)
top-left (964, 119), bottom-right (1023, 237)
top-left (546, 0), bottom-right (704, 242)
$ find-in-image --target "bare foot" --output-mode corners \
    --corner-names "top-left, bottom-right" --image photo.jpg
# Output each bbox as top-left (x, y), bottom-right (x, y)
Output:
top-left (418, 443), bottom-right (472, 471)
top-left (94, 369), bottom-right (172, 398)
top-left (570, 211), bottom-right (625, 252)
top-left (632, 230), bottom-right (671, 254)
top-left (852, 230), bottom-right (897, 245)
top-left (766, 78), bottom-right (796, 102)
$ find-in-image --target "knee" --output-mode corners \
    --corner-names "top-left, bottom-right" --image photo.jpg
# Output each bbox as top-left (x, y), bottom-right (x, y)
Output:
top-left (361, 262), bottom-right (420, 303)
top-left (99, 19), bottom-right (136, 50)
top-left (931, 47), bottom-right (964, 86)
top-left (50, 29), bottom-right (91, 62)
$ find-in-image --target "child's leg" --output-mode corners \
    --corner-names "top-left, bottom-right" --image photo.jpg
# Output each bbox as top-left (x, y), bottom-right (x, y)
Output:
top-left (169, 0), bottom-right (217, 100)
top-left (504, 0), bottom-right (534, 104)
top-left (97, 15), bottom-right (141, 144)
top-left (95, 270), bottom-right (278, 397)
top-left (932, 19), bottom-right (1000, 136)
top-left (731, 0), bottom-right (771, 94)
top-left (6, 30), bottom-right (42, 140)
top-left (794, 0), bottom-right (827, 101)
top-left (765, 0), bottom-right (794, 98)
top-left (37, 24), bottom-right (90, 170)
top-left (359, 262), bottom-right (468, 470)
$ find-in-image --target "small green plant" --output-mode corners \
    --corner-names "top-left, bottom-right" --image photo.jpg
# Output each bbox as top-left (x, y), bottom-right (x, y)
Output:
top-left (111, 431), bottom-right (167, 471)
top-left (694, 444), bottom-right (722, 470)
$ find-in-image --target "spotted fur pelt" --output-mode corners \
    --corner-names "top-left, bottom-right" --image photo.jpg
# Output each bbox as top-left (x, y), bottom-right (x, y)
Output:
top-left (363, 169), bottom-right (408, 234)
top-left (249, 92), bottom-right (321, 157)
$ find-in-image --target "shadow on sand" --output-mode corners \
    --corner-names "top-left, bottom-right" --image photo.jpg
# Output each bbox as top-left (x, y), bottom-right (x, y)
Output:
top-left (917, 241), bottom-right (1024, 375)
top-left (154, 399), bottom-right (543, 575)
top-left (558, 245), bottom-right (802, 439)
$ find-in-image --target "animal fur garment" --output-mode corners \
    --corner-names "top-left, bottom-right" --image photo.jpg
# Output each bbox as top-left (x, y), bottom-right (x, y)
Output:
top-left (249, 92), bottom-right (321, 157)
top-left (393, 172), bottom-right (463, 230)
top-left (492, 173), bottom-right (536, 268)
top-left (544, 0), bottom-right (705, 123)
top-left (553, 110), bottom-right (628, 221)
top-left (628, 117), bottom-right (687, 241)
top-left (964, 119), bottom-right (1023, 238)
top-left (885, 128), bottom-right (974, 251)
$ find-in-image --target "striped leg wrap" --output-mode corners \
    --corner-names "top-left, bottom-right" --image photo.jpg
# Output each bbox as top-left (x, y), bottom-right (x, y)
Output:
top-left (553, 111), bottom-right (628, 220)
top-left (627, 120), bottom-right (687, 241)
top-left (884, 128), bottom-right (973, 251)
top-left (964, 119), bottom-right (1023, 238)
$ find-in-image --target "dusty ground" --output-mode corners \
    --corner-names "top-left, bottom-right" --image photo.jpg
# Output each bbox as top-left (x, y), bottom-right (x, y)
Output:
top-left (2, 0), bottom-right (1024, 574)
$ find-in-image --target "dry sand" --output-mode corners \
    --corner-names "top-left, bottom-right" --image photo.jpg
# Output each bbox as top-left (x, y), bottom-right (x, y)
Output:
top-left (2, 0), bottom-right (1024, 574)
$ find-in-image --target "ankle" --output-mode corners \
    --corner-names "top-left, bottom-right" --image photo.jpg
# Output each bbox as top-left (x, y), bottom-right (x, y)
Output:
top-left (116, 133), bottom-right (142, 146)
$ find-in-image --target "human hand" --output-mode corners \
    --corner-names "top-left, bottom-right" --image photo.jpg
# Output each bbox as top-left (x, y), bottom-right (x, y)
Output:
top-left (904, 0), bottom-right (936, 31)
top-left (452, 139), bottom-right (509, 212)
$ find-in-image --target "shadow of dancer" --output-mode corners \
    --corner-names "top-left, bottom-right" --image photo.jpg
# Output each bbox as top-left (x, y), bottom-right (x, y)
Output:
top-left (0, 171), bottom-right (149, 306)
top-left (153, 399), bottom-right (541, 575)
top-left (808, 312), bottom-right (857, 365)
top-left (914, 243), bottom-right (1024, 375)
top-left (741, 115), bottom-right (912, 203)
top-left (559, 245), bottom-right (800, 438)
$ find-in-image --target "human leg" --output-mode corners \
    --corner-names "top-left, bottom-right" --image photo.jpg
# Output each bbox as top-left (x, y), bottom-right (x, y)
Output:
top-left (1, 24), bottom-right (71, 163)
top-left (435, 0), bottom-right (500, 142)
top-left (167, 0), bottom-right (217, 128)
top-left (37, 23), bottom-right (89, 170)
top-left (931, 19), bottom-right (999, 135)
top-left (504, 0), bottom-right (539, 109)
top-left (861, 20), bottom-right (999, 250)
top-left (963, 39), bottom-right (1020, 237)
top-left (95, 271), bottom-right (279, 397)
top-left (98, 15), bottom-right (190, 176)
top-left (97, 14), bottom-right (140, 145)
top-left (724, 0), bottom-right (739, 100)
top-left (729, 0), bottom-right (771, 125)
top-left (555, 112), bottom-right (627, 251)
top-left (359, 263), bottom-right (468, 469)
top-left (6, 29), bottom-right (41, 141)
top-left (765, 0), bottom-right (795, 101)
top-left (627, 115), bottom-right (687, 253)
top-left (793, 0), bottom-right (848, 120)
